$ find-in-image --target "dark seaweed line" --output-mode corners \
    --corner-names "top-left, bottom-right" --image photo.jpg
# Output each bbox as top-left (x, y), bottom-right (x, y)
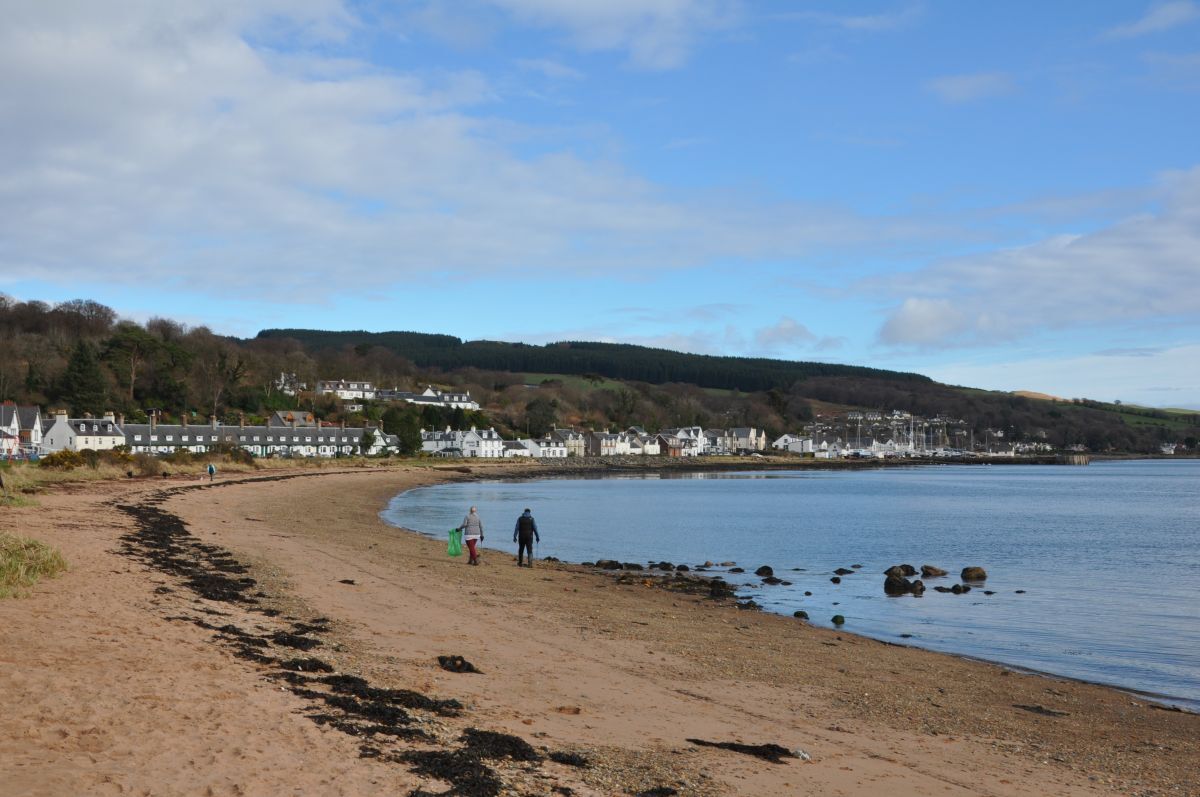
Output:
top-left (111, 482), bottom-right (594, 797)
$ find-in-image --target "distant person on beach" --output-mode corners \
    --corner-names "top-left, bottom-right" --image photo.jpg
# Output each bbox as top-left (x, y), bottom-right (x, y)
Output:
top-left (207, 463), bottom-right (216, 482)
top-left (461, 506), bottom-right (484, 565)
top-left (513, 508), bottom-right (540, 567)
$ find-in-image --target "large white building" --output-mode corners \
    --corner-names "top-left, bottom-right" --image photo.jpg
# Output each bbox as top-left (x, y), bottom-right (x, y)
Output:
top-left (41, 411), bottom-right (126, 453)
top-left (316, 379), bottom-right (377, 400)
top-left (378, 385), bottom-right (479, 411)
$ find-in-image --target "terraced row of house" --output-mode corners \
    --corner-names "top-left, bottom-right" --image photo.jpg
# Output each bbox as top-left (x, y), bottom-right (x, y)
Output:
top-left (1, 404), bottom-right (400, 459)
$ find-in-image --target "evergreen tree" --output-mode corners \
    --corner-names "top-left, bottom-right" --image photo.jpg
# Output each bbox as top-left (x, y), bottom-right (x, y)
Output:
top-left (59, 341), bottom-right (108, 415)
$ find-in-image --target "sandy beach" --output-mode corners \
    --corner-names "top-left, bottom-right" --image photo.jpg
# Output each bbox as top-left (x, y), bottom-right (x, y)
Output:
top-left (2, 463), bottom-right (1196, 796)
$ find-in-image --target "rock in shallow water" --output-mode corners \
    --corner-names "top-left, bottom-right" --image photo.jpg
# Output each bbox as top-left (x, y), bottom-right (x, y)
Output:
top-left (961, 566), bottom-right (988, 581)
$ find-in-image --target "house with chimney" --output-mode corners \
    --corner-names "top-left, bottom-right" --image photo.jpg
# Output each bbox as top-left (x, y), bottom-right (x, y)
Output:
top-left (41, 410), bottom-right (126, 453)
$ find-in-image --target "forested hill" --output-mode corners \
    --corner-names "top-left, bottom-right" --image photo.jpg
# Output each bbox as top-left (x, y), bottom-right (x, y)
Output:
top-left (254, 329), bottom-right (932, 392)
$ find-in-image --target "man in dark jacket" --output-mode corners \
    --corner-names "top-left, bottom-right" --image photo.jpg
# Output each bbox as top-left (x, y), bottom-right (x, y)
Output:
top-left (513, 508), bottom-right (540, 567)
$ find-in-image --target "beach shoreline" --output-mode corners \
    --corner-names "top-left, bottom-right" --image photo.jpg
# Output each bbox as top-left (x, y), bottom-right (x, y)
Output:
top-left (2, 463), bottom-right (1196, 796)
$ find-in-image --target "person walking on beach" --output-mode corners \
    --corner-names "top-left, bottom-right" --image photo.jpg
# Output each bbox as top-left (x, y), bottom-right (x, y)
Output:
top-left (461, 506), bottom-right (484, 565)
top-left (513, 508), bottom-right (540, 567)
top-left (207, 463), bottom-right (216, 482)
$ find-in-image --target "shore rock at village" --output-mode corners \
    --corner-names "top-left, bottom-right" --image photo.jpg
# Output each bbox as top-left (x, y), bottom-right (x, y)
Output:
top-left (754, 565), bottom-right (774, 577)
top-left (884, 564), bottom-right (918, 578)
top-left (961, 566), bottom-right (988, 581)
top-left (921, 565), bottom-right (948, 577)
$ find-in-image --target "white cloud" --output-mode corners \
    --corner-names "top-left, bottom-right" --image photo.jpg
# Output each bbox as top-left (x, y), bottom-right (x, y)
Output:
top-left (0, 2), bottom-right (940, 301)
top-left (876, 167), bottom-right (1200, 348)
top-left (1104, 1), bottom-right (1199, 39)
top-left (753, 317), bottom-right (817, 350)
top-left (925, 72), bottom-right (1016, 103)
top-left (515, 58), bottom-right (584, 80)
top-left (784, 5), bottom-right (924, 32)
top-left (483, 0), bottom-right (740, 70)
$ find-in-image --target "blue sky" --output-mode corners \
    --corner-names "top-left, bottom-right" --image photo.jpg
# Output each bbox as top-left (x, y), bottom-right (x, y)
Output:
top-left (2, 1), bottom-right (1198, 407)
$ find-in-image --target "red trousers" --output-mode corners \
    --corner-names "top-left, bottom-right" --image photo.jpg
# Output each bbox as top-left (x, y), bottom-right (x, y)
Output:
top-left (466, 538), bottom-right (478, 563)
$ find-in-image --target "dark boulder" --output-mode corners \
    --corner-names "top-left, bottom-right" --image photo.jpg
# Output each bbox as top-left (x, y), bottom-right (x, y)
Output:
top-left (831, 615), bottom-right (845, 626)
top-left (703, 561), bottom-right (714, 567)
top-left (920, 565), bottom-right (948, 578)
top-left (830, 576), bottom-right (841, 584)
top-left (762, 576), bottom-right (783, 585)
top-left (655, 562), bottom-right (675, 571)
top-left (804, 591), bottom-right (813, 596)
top-left (754, 565), bottom-right (774, 577)
top-left (961, 566), bottom-right (988, 582)
top-left (793, 610), bottom-right (809, 620)
top-left (884, 575), bottom-right (912, 595)
top-left (884, 564), bottom-right (918, 578)
top-left (729, 567), bottom-right (745, 573)
top-left (909, 579), bottom-right (925, 596)
top-left (675, 564), bottom-right (690, 572)
top-left (951, 583), bottom-right (964, 594)
top-left (595, 559), bottom-right (622, 570)
top-left (622, 562), bottom-right (645, 571)
top-left (834, 567), bottom-right (854, 576)
top-left (933, 585), bottom-right (952, 593)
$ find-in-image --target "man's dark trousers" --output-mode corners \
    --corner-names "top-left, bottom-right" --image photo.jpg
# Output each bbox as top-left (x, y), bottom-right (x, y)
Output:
top-left (517, 532), bottom-right (535, 566)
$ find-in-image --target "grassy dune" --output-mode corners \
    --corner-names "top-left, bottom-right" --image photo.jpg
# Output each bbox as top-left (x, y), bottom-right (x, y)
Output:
top-left (0, 532), bottom-right (67, 598)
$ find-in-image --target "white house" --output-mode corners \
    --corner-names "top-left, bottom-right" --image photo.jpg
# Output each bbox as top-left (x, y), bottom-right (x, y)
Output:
top-left (503, 440), bottom-right (534, 458)
top-left (316, 379), bottom-right (377, 400)
top-left (550, 429), bottom-right (586, 457)
top-left (379, 385), bottom-right (479, 411)
top-left (1, 404), bottom-right (43, 456)
top-left (533, 437), bottom-right (568, 458)
top-left (773, 433), bottom-right (813, 454)
top-left (41, 411), bottom-right (126, 453)
top-left (423, 426), bottom-right (503, 457)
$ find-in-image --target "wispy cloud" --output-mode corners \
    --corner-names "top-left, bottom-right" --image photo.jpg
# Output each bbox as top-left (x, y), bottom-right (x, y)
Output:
top-left (515, 58), bottom-right (584, 80)
top-left (0, 2), bottom-right (949, 302)
top-left (754, 317), bottom-right (817, 350)
top-left (1103, 1), bottom-right (1199, 39)
top-left (925, 72), bottom-right (1016, 103)
top-left (485, 0), bottom-right (741, 70)
top-left (782, 5), bottom-right (923, 32)
top-left (875, 167), bottom-right (1200, 349)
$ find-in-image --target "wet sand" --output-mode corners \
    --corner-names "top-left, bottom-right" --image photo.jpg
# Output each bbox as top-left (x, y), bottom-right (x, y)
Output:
top-left (1, 463), bottom-right (1196, 796)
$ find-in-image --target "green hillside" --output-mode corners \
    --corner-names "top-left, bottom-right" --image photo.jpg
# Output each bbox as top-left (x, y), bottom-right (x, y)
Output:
top-left (255, 329), bottom-right (931, 393)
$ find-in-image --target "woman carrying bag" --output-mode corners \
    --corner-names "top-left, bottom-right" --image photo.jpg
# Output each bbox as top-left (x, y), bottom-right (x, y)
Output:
top-left (460, 506), bottom-right (484, 566)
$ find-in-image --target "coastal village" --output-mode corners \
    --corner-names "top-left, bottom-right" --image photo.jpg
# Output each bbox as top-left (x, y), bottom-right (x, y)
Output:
top-left (2, 377), bottom-right (1056, 461)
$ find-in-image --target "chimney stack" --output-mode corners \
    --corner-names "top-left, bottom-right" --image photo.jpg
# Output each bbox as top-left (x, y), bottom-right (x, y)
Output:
top-left (150, 410), bottom-right (157, 432)
top-left (238, 413), bottom-right (245, 429)
top-left (181, 411), bottom-right (188, 428)
top-left (116, 413), bottom-right (125, 426)
top-left (210, 415), bottom-right (217, 429)
top-left (102, 411), bottom-right (115, 423)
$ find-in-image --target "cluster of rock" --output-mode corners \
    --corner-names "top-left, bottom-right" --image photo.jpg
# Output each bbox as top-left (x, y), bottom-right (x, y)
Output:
top-left (882, 564), bottom-right (988, 596)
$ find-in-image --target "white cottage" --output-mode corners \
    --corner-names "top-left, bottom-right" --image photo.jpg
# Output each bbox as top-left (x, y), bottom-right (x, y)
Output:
top-left (41, 410), bottom-right (126, 453)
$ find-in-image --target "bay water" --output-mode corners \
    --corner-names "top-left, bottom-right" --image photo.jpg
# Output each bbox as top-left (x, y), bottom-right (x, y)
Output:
top-left (381, 459), bottom-right (1200, 709)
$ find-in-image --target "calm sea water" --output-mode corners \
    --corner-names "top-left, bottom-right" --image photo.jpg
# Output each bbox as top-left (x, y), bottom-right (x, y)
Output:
top-left (382, 460), bottom-right (1200, 709)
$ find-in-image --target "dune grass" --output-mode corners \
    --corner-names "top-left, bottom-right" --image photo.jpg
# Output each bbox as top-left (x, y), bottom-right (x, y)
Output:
top-left (0, 532), bottom-right (68, 598)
